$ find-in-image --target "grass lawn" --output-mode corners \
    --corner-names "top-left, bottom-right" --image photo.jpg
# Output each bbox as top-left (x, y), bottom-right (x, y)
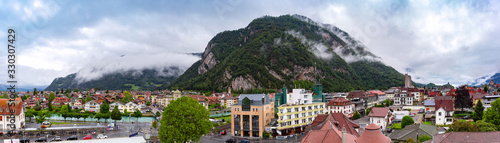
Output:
top-left (391, 123), bottom-right (402, 129)
top-left (215, 116), bottom-right (231, 122)
top-left (423, 121), bottom-right (432, 125)
top-left (50, 122), bottom-right (85, 125)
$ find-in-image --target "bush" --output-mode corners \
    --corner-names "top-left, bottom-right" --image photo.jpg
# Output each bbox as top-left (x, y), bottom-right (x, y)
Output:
top-left (262, 131), bottom-right (272, 139)
top-left (401, 116), bottom-right (414, 128)
top-left (418, 135), bottom-right (432, 142)
top-left (352, 111), bottom-right (361, 120)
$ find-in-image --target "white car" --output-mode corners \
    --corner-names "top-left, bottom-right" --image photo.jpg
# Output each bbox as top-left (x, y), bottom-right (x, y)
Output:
top-left (97, 134), bottom-right (108, 139)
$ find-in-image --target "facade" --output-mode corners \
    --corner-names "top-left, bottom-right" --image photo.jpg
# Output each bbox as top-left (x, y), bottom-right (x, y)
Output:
top-left (327, 98), bottom-right (353, 116)
top-left (287, 89), bottom-right (313, 104)
top-left (0, 98), bottom-right (25, 130)
top-left (84, 100), bottom-right (101, 113)
top-left (435, 99), bottom-right (454, 125)
top-left (220, 96), bottom-right (238, 108)
top-left (368, 107), bottom-right (392, 131)
top-left (72, 99), bottom-right (83, 109)
top-left (483, 95), bottom-right (500, 110)
top-left (110, 102), bottom-right (125, 113)
top-left (231, 94), bottom-right (274, 138)
top-left (276, 102), bottom-right (325, 135)
top-left (393, 93), bottom-right (413, 105)
top-left (124, 102), bottom-right (140, 112)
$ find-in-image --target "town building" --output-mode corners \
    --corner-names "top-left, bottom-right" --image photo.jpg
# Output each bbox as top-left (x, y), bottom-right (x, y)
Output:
top-left (435, 98), bottom-right (454, 125)
top-left (220, 96), bottom-right (239, 108)
top-left (110, 101), bottom-right (125, 113)
top-left (327, 98), bottom-right (353, 116)
top-left (188, 95), bottom-right (209, 110)
top-left (483, 95), bottom-right (500, 110)
top-left (354, 123), bottom-right (391, 143)
top-left (124, 102), bottom-right (140, 112)
top-left (393, 92), bottom-right (413, 106)
top-left (0, 98), bottom-right (25, 130)
top-left (432, 131), bottom-right (500, 142)
top-left (84, 100), bottom-right (101, 113)
top-left (231, 94), bottom-right (274, 138)
top-left (275, 102), bottom-right (325, 136)
top-left (368, 107), bottom-right (392, 131)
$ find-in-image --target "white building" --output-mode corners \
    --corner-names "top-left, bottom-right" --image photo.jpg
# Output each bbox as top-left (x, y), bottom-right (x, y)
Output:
top-left (84, 100), bottom-right (101, 113)
top-left (394, 93), bottom-right (413, 106)
top-left (220, 96), bottom-right (238, 108)
top-left (110, 102), bottom-right (125, 113)
top-left (327, 97), bottom-right (354, 115)
top-left (286, 89), bottom-right (313, 104)
top-left (124, 102), bottom-right (140, 112)
top-left (368, 107), bottom-right (392, 131)
top-left (276, 102), bottom-right (326, 133)
top-left (435, 100), bottom-right (454, 125)
top-left (483, 95), bottom-right (500, 110)
top-left (0, 98), bottom-right (25, 130)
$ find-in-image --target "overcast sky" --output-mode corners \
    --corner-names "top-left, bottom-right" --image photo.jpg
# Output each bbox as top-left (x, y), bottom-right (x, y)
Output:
top-left (1, 0), bottom-right (499, 87)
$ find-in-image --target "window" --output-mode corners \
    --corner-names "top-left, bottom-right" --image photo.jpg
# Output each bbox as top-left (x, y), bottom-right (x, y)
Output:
top-left (287, 115), bottom-right (291, 119)
top-left (439, 112), bottom-right (442, 116)
top-left (295, 114), bottom-right (299, 118)
top-left (377, 120), bottom-right (380, 123)
top-left (280, 109), bottom-right (284, 113)
top-left (287, 109), bottom-right (291, 112)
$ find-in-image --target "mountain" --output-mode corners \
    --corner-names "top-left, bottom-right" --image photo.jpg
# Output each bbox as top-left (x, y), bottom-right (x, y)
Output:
top-left (469, 72), bottom-right (500, 86)
top-left (0, 84), bottom-right (47, 92)
top-left (169, 15), bottom-right (405, 92)
top-left (44, 68), bottom-right (181, 91)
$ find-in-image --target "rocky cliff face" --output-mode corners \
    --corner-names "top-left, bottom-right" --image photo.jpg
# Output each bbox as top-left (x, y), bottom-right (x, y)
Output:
top-left (169, 14), bottom-right (404, 92)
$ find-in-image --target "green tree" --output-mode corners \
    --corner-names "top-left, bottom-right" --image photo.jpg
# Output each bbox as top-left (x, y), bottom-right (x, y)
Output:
top-left (455, 86), bottom-right (473, 111)
top-left (33, 88), bottom-right (38, 95)
top-left (401, 116), bottom-right (414, 128)
top-left (365, 107), bottom-right (372, 115)
top-left (132, 109), bottom-right (143, 122)
top-left (86, 95), bottom-right (93, 102)
top-left (111, 106), bottom-right (122, 129)
top-left (123, 109), bottom-right (130, 116)
top-left (48, 93), bottom-right (56, 102)
top-left (418, 135), bottom-right (432, 143)
top-left (146, 101), bottom-right (151, 106)
top-left (483, 98), bottom-right (500, 129)
top-left (152, 120), bottom-right (158, 135)
top-left (449, 120), bottom-right (479, 132)
top-left (155, 111), bottom-right (161, 117)
top-left (102, 113), bottom-right (110, 123)
top-left (25, 112), bottom-right (34, 122)
top-left (2, 92), bottom-right (8, 98)
top-left (121, 91), bottom-right (134, 103)
top-left (100, 102), bottom-right (110, 114)
top-left (95, 113), bottom-right (103, 123)
top-left (159, 97), bottom-right (212, 142)
top-left (35, 114), bottom-right (46, 126)
top-left (476, 120), bottom-right (497, 132)
top-left (473, 99), bottom-right (484, 121)
top-left (352, 111), bottom-right (361, 120)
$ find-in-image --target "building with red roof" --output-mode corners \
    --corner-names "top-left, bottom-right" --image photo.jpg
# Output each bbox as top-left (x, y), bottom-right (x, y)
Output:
top-left (368, 107), bottom-right (392, 131)
top-left (327, 98), bottom-right (354, 116)
top-left (435, 98), bottom-right (453, 125)
top-left (432, 131), bottom-right (500, 143)
top-left (302, 114), bottom-right (358, 143)
top-left (0, 97), bottom-right (25, 130)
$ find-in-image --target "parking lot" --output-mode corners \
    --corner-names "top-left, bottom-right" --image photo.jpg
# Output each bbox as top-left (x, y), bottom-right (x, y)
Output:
top-left (0, 121), bottom-right (152, 142)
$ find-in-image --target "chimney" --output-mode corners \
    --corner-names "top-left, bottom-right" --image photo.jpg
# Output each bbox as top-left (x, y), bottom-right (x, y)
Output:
top-left (342, 126), bottom-right (347, 143)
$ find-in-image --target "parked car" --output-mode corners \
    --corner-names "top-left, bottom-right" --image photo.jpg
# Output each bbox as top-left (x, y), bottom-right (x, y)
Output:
top-left (419, 108), bottom-right (425, 113)
top-left (35, 137), bottom-right (47, 142)
top-left (386, 128), bottom-right (393, 133)
top-left (240, 139), bottom-right (250, 143)
top-left (97, 134), bottom-right (108, 139)
top-left (463, 115), bottom-right (471, 119)
top-left (67, 135), bottom-right (78, 140)
top-left (220, 130), bottom-right (227, 135)
top-left (20, 138), bottom-right (30, 143)
top-left (52, 136), bottom-right (62, 141)
top-left (83, 135), bottom-right (92, 140)
top-left (225, 138), bottom-right (237, 143)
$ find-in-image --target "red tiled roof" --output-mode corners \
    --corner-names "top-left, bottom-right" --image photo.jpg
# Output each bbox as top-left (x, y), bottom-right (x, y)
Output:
top-left (368, 107), bottom-right (390, 117)
top-left (433, 131), bottom-right (500, 143)
top-left (347, 90), bottom-right (365, 98)
top-left (355, 123), bottom-right (391, 143)
top-left (302, 120), bottom-right (357, 143)
top-left (435, 99), bottom-right (453, 111)
top-left (429, 92), bottom-right (440, 97)
top-left (310, 114), bottom-right (329, 127)
top-left (327, 98), bottom-right (351, 106)
top-left (0, 97), bottom-right (23, 115)
top-left (470, 93), bottom-right (486, 100)
top-left (331, 113), bottom-right (360, 137)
